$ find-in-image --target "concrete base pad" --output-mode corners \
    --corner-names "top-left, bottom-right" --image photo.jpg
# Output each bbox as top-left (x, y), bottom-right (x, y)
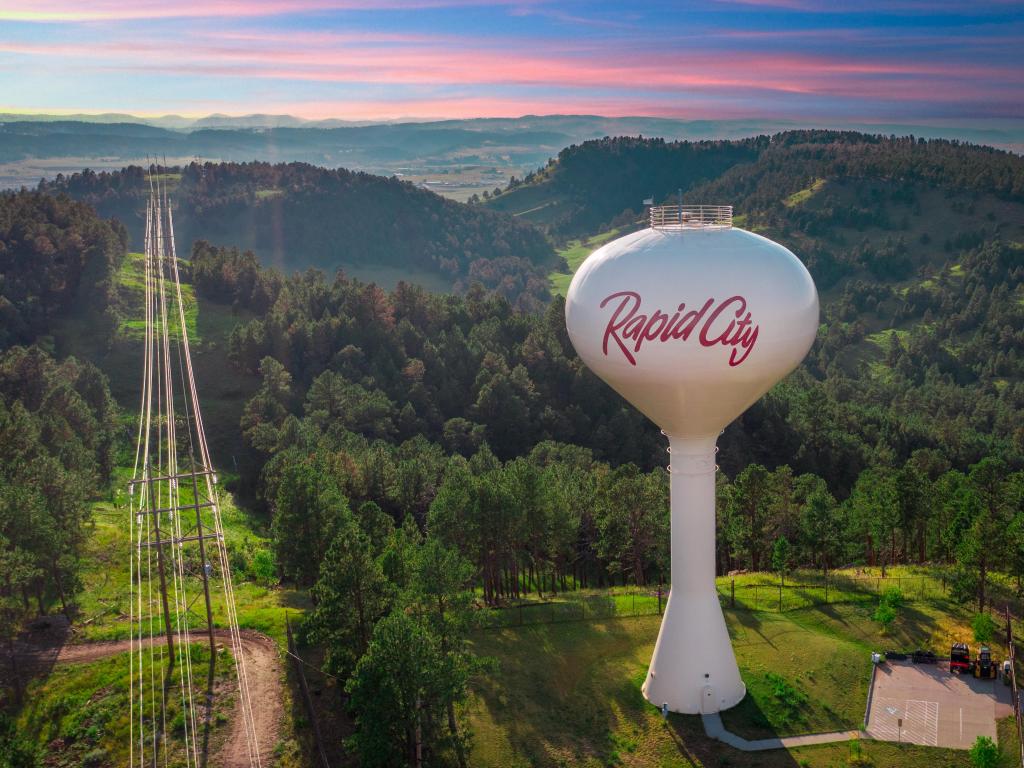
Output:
top-left (865, 661), bottom-right (1013, 750)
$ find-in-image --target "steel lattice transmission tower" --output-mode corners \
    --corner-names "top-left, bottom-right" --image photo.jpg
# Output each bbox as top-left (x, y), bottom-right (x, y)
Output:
top-left (128, 164), bottom-right (261, 767)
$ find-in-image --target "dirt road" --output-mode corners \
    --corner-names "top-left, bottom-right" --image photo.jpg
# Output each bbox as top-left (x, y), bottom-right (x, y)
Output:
top-left (17, 628), bottom-right (283, 767)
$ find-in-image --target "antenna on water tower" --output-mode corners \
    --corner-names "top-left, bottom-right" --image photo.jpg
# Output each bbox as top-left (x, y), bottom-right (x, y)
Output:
top-left (564, 199), bottom-right (818, 714)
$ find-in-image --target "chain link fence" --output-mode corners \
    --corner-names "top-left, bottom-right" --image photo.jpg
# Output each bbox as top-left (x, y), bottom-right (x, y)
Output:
top-left (477, 574), bottom-right (948, 631)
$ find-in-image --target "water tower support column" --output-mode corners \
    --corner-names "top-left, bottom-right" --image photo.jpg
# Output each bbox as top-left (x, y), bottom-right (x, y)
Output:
top-left (641, 435), bottom-right (746, 715)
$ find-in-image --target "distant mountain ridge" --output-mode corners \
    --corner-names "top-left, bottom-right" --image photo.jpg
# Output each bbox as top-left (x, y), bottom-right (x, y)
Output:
top-left (2, 113), bottom-right (1021, 193)
top-left (3, 112), bottom-right (1023, 145)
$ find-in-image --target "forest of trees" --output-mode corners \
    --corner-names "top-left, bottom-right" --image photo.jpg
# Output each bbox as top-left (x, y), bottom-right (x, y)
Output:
top-left (1, 131), bottom-right (1023, 762)
top-left (0, 191), bottom-right (127, 349)
top-left (41, 162), bottom-right (558, 312)
top-left (0, 191), bottom-right (124, 703)
top-left (0, 346), bottom-right (118, 703)
top-left (498, 131), bottom-right (1024, 240)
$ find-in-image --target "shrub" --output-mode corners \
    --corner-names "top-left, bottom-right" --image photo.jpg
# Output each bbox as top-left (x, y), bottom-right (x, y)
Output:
top-left (873, 603), bottom-right (896, 633)
top-left (969, 735), bottom-right (999, 768)
top-left (972, 613), bottom-right (997, 644)
top-left (847, 737), bottom-right (872, 766)
top-left (764, 671), bottom-right (808, 723)
top-left (250, 548), bottom-right (278, 585)
top-left (873, 586), bottom-right (903, 632)
top-left (879, 586), bottom-right (903, 608)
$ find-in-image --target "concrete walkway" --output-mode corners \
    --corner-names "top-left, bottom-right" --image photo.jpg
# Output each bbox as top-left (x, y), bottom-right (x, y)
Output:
top-left (702, 713), bottom-right (865, 751)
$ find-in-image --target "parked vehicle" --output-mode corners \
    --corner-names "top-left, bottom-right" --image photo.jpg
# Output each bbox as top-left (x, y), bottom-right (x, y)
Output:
top-left (974, 646), bottom-right (998, 679)
top-left (951, 642), bottom-right (971, 674)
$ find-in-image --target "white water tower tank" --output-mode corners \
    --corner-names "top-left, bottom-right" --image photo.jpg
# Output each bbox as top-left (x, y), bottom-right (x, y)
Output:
top-left (565, 204), bottom-right (818, 714)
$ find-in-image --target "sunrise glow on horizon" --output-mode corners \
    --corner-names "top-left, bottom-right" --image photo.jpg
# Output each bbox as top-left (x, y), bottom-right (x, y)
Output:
top-left (3, 0), bottom-right (1022, 123)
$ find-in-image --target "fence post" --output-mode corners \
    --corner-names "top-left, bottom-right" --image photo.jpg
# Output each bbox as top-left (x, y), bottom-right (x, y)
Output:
top-left (731, 579), bottom-right (735, 608)
top-left (657, 581), bottom-right (663, 615)
top-left (632, 592), bottom-right (636, 617)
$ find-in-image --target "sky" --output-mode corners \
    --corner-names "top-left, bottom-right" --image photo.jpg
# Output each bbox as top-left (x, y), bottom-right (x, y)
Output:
top-left (2, 0), bottom-right (1023, 123)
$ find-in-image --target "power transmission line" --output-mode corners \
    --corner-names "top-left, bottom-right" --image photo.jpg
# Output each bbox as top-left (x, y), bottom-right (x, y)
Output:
top-left (129, 161), bottom-right (261, 767)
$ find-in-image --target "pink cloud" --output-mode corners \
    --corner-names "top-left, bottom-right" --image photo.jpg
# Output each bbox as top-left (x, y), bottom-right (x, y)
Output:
top-left (3, 36), bottom-right (1017, 102)
top-left (1, 0), bottom-right (533, 21)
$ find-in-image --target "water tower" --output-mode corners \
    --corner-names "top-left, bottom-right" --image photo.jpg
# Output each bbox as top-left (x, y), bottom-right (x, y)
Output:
top-left (565, 204), bottom-right (818, 714)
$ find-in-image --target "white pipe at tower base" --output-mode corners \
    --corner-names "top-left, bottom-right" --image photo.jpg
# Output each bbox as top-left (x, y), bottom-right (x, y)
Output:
top-left (641, 435), bottom-right (745, 714)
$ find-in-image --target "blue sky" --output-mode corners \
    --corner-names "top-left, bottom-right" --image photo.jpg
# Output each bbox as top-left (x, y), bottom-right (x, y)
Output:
top-left (2, 0), bottom-right (1022, 122)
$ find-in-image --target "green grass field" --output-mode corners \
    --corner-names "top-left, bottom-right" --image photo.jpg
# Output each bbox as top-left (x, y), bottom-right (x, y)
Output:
top-left (15, 646), bottom-right (236, 767)
top-left (113, 252), bottom-right (200, 342)
top-left (466, 600), bottom-right (1013, 768)
top-left (465, 566), bottom-right (1020, 768)
top-left (784, 179), bottom-right (827, 208)
top-left (549, 228), bottom-right (623, 297)
top-left (78, 467), bottom-right (308, 646)
top-left (9, 474), bottom-right (310, 766)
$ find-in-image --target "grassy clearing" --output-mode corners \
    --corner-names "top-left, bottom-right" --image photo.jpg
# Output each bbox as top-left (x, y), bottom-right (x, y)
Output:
top-left (15, 646), bottom-right (235, 767)
top-left (466, 565), bottom-right (992, 767)
top-left (78, 468), bottom-right (308, 646)
top-left (549, 228), bottom-right (623, 297)
top-left (255, 188), bottom-right (284, 200)
top-left (485, 182), bottom-right (570, 227)
top-left (865, 328), bottom-right (911, 350)
top-left (478, 566), bottom-right (952, 627)
top-left (467, 606), bottom-right (977, 768)
top-left (10, 475), bottom-right (309, 765)
top-left (114, 252), bottom-right (199, 342)
top-left (784, 178), bottom-right (827, 208)
top-left (340, 262), bottom-right (454, 293)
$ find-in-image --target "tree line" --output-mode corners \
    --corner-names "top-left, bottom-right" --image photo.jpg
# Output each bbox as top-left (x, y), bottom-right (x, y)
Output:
top-left (0, 346), bottom-right (117, 702)
top-left (42, 161), bottom-right (558, 312)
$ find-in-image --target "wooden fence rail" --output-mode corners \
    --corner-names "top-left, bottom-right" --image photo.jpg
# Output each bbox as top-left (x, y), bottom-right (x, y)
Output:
top-left (1005, 607), bottom-right (1024, 768)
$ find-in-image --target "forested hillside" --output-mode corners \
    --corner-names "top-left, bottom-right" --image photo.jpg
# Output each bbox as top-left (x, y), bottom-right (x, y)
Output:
top-left (487, 136), bottom-right (762, 237)
top-left (42, 162), bottom-right (557, 311)
top-left (492, 132), bottom-right (1024, 240)
top-left (0, 193), bottom-right (123, 701)
top-left (3, 133), bottom-right (1024, 765)
top-left (0, 191), bottom-right (127, 349)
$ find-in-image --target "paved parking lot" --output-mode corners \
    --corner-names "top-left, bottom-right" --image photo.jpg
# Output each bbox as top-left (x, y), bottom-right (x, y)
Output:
top-left (865, 661), bottom-right (1014, 749)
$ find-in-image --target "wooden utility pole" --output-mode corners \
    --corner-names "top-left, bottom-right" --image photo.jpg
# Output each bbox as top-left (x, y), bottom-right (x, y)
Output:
top-left (146, 463), bottom-right (175, 660)
top-left (190, 457), bottom-right (216, 658)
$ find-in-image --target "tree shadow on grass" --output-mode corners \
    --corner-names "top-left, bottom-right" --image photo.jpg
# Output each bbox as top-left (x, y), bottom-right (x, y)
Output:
top-left (667, 710), bottom-right (802, 768)
top-left (1, 613), bottom-right (72, 704)
top-left (469, 617), bottom-right (665, 766)
top-left (469, 616), bottom-right (811, 767)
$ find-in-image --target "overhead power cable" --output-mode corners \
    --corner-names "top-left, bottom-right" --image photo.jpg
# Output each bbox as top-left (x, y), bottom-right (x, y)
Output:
top-left (129, 164), bottom-right (261, 767)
